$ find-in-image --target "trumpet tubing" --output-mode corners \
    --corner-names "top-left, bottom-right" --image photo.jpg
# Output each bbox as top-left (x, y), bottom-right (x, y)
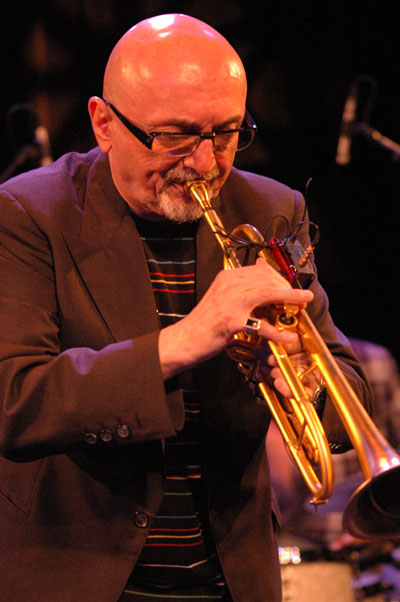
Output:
top-left (185, 179), bottom-right (400, 540)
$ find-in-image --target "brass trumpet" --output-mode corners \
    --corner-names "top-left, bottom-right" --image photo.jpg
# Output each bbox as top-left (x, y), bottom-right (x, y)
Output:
top-left (185, 179), bottom-right (400, 540)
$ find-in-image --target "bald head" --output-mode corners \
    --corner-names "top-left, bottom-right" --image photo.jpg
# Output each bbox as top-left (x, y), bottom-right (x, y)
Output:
top-left (89, 14), bottom-right (249, 221)
top-left (103, 14), bottom-right (247, 112)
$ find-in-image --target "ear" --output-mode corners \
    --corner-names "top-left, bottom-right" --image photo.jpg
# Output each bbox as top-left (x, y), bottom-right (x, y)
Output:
top-left (88, 96), bottom-right (112, 152)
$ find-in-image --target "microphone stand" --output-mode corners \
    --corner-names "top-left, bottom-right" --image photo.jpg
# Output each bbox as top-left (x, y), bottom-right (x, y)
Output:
top-left (355, 121), bottom-right (400, 160)
top-left (336, 75), bottom-right (400, 163)
top-left (0, 144), bottom-right (40, 184)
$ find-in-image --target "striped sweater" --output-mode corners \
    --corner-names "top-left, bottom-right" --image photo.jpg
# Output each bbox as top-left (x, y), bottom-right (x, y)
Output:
top-left (120, 217), bottom-right (228, 601)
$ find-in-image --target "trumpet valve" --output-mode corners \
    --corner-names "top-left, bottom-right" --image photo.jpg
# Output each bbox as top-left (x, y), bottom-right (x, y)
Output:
top-left (260, 303), bottom-right (299, 330)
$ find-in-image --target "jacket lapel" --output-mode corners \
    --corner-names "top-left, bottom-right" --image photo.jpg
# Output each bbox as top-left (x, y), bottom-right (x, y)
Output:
top-left (63, 152), bottom-right (159, 342)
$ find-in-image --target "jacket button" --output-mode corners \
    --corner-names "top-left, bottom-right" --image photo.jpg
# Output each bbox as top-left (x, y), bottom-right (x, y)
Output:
top-left (84, 432), bottom-right (97, 445)
top-left (99, 429), bottom-right (113, 442)
top-left (117, 424), bottom-right (130, 439)
top-left (133, 512), bottom-right (149, 528)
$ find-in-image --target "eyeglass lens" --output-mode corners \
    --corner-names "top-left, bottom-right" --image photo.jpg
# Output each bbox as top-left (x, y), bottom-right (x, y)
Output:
top-left (153, 129), bottom-right (253, 157)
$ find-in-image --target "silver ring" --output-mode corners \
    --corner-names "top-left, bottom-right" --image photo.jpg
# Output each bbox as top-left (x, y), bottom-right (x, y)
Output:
top-left (243, 317), bottom-right (261, 334)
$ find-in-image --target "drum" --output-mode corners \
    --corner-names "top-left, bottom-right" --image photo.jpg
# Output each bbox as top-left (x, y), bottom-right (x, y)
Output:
top-left (278, 536), bottom-right (400, 601)
top-left (279, 543), bottom-right (354, 602)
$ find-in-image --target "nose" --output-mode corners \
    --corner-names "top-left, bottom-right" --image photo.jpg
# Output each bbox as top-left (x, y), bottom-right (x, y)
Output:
top-left (182, 138), bottom-right (217, 174)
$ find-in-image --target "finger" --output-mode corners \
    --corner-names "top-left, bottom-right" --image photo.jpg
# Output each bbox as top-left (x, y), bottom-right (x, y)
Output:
top-left (256, 321), bottom-right (299, 345)
top-left (272, 376), bottom-right (314, 399)
top-left (272, 377), bottom-right (292, 398)
top-left (268, 349), bottom-right (305, 367)
top-left (267, 335), bottom-right (304, 359)
top-left (215, 263), bottom-right (314, 310)
top-left (258, 286), bottom-right (313, 307)
top-left (255, 257), bottom-right (300, 290)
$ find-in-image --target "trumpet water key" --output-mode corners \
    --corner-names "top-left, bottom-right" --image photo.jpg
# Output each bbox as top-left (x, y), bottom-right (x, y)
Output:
top-left (185, 179), bottom-right (400, 540)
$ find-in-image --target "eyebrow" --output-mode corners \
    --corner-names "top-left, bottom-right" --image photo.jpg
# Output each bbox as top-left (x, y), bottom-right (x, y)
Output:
top-left (149, 115), bottom-right (244, 132)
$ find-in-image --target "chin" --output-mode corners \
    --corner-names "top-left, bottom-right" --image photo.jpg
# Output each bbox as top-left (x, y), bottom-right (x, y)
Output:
top-left (158, 189), bottom-right (204, 223)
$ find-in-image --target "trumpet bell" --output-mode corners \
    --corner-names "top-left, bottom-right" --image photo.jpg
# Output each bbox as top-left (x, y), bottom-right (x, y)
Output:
top-left (343, 463), bottom-right (400, 540)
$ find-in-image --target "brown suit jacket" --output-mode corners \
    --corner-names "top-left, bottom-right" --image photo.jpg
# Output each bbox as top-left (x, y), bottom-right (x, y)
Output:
top-left (0, 148), bottom-right (371, 601)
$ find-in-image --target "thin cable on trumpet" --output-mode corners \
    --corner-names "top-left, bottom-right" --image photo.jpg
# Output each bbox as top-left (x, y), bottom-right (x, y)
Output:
top-left (207, 219), bottom-right (320, 273)
top-left (206, 225), bottom-right (281, 266)
top-left (222, 217), bottom-right (321, 270)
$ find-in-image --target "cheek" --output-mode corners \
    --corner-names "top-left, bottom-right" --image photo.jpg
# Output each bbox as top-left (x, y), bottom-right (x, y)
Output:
top-left (215, 153), bottom-right (235, 184)
top-left (109, 145), bottom-right (179, 207)
top-left (110, 146), bottom-right (156, 186)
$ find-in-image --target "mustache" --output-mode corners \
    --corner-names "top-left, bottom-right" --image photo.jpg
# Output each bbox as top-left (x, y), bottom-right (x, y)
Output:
top-left (162, 166), bottom-right (220, 188)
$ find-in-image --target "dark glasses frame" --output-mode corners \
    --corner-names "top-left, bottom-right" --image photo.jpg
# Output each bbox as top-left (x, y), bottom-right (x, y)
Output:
top-left (103, 98), bottom-right (257, 153)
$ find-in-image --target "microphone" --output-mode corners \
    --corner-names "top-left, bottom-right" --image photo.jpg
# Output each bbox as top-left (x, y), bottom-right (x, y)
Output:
top-left (336, 83), bottom-right (358, 165)
top-left (0, 104), bottom-right (53, 183)
top-left (34, 124), bottom-right (53, 166)
top-left (6, 102), bottom-right (52, 167)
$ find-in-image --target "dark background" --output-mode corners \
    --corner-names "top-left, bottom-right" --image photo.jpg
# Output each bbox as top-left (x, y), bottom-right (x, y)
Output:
top-left (1, 1), bottom-right (399, 363)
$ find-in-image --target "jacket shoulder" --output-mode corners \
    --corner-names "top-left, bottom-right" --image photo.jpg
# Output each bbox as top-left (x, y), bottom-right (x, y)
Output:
top-left (0, 148), bottom-right (102, 213)
top-left (221, 167), bottom-right (305, 237)
top-left (227, 167), bottom-right (296, 197)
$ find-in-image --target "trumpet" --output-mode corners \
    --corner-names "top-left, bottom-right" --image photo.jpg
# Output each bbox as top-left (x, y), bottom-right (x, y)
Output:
top-left (185, 179), bottom-right (400, 540)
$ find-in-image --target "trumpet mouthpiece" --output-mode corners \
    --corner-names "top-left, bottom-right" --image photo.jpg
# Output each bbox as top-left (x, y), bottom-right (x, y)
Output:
top-left (184, 180), bottom-right (212, 211)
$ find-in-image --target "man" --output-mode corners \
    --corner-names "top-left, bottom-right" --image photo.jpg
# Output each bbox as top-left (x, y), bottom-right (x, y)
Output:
top-left (0, 14), bottom-right (371, 602)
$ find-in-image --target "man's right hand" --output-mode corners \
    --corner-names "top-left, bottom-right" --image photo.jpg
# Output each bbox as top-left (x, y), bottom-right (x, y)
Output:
top-left (158, 259), bottom-right (313, 380)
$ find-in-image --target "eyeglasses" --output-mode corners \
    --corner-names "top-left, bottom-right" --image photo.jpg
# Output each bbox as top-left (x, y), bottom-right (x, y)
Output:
top-left (103, 99), bottom-right (257, 157)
